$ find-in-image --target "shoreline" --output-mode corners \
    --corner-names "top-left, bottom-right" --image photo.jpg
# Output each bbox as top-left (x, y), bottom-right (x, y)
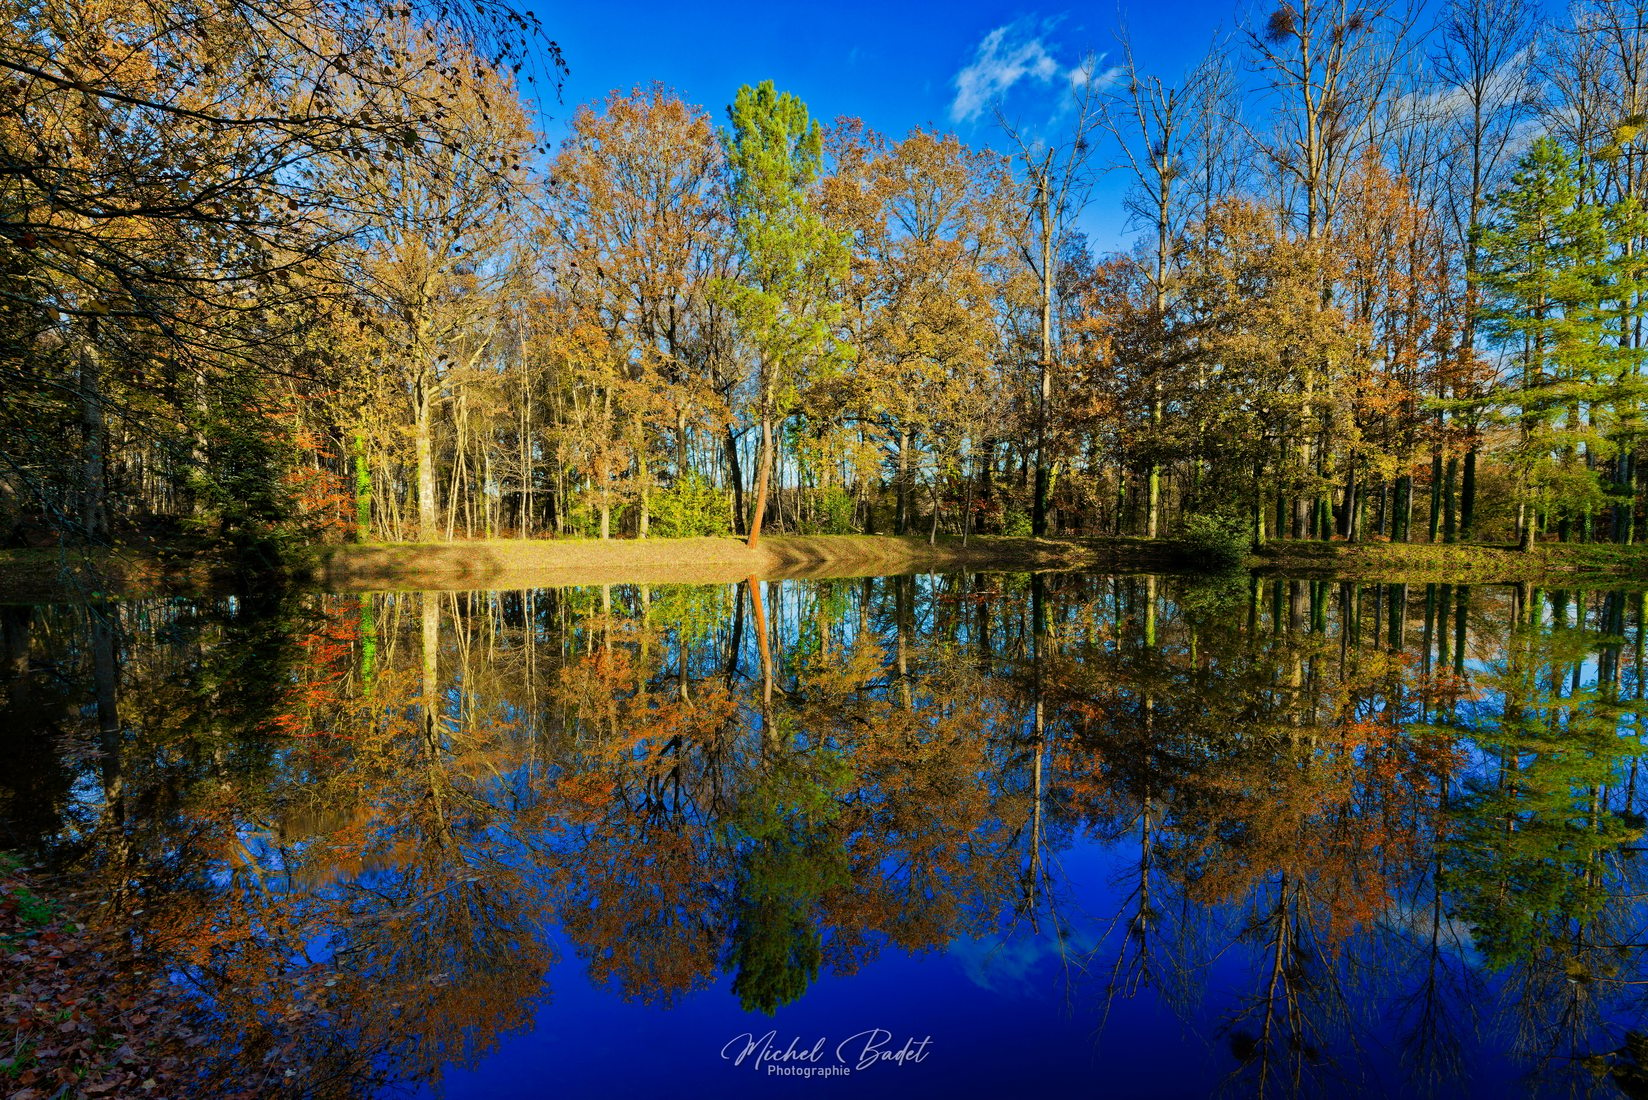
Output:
top-left (0, 535), bottom-right (1187, 600)
top-left (315, 534), bottom-right (1194, 590)
top-left (1250, 539), bottom-right (1648, 584)
top-left (3, 534), bottom-right (1648, 601)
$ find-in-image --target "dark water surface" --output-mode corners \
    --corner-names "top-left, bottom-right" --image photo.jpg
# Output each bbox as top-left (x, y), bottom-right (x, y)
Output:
top-left (4, 572), bottom-right (1648, 1098)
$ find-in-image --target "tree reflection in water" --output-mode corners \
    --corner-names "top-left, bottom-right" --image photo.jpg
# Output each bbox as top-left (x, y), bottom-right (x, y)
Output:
top-left (3, 574), bottom-right (1648, 1096)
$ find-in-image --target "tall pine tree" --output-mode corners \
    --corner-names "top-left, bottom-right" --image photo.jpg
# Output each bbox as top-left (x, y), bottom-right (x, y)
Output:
top-left (1477, 138), bottom-right (1620, 546)
top-left (721, 82), bottom-right (849, 548)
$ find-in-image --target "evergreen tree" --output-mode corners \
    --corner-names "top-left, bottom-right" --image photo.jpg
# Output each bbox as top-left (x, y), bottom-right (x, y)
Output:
top-left (1600, 195), bottom-right (1648, 544)
top-left (1443, 618), bottom-right (1644, 972)
top-left (1476, 138), bottom-right (1645, 546)
top-left (721, 82), bottom-right (850, 548)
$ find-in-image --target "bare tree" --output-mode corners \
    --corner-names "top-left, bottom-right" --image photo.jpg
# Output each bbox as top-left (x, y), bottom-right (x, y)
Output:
top-left (994, 56), bottom-right (1107, 537)
top-left (1248, 0), bottom-right (1418, 538)
top-left (1249, 0), bottom-right (1419, 240)
top-left (1104, 34), bottom-right (1232, 536)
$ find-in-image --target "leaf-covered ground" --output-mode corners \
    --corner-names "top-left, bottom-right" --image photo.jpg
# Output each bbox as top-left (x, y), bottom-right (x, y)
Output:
top-left (0, 858), bottom-right (248, 1100)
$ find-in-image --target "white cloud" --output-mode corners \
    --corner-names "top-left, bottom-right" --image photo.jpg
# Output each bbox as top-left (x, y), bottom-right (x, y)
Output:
top-left (947, 925), bottom-right (1102, 993)
top-left (950, 20), bottom-right (1070, 124)
top-left (1067, 53), bottom-right (1122, 96)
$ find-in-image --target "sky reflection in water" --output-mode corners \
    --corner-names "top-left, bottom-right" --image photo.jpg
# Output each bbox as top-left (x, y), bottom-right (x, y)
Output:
top-left (2, 573), bottom-right (1644, 1098)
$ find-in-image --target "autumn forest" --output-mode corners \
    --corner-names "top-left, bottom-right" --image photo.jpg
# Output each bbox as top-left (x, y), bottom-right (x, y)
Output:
top-left (8, 574), bottom-right (1648, 1095)
top-left (17, 0), bottom-right (1648, 1097)
top-left (10, 0), bottom-right (1648, 562)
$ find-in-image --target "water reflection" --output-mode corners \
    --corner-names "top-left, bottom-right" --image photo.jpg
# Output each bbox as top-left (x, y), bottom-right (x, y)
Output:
top-left (4, 575), bottom-right (1648, 1097)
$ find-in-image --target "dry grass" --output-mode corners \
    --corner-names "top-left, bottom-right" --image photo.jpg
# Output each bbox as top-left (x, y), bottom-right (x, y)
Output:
top-left (10, 533), bottom-right (1642, 600)
top-left (4, 535), bottom-right (1146, 600)
top-left (314, 534), bottom-right (1152, 591)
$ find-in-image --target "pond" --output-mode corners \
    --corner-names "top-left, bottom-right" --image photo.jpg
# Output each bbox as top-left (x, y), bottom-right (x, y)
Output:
top-left (3, 572), bottom-right (1647, 1098)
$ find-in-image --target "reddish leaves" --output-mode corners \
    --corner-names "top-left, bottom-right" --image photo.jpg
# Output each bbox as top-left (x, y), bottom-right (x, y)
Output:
top-left (0, 864), bottom-right (255, 1100)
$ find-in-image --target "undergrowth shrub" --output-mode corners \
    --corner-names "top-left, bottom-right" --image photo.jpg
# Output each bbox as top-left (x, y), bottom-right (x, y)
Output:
top-left (650, 473), bottom-right (730, 538)
top-left (1179, 512), bottom-right (1248, 572)
top-left (803, 486), bottom-right (855, 534)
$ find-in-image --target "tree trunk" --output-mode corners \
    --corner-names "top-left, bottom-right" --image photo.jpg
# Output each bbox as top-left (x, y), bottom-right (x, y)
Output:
top-left (80, 331), bottom-right (109, 543)
top-left (552, 462), bottom-right (566, 536)
top-left (1395, 474), bottom-right (1413, 542)
top-left (637, 445), bottom-right (650, 539)
top-left (598, 451), bottom-right (611, 540)
top-left (724, 425), bottom-right (746, 536)
top-left (1033, 164), bottom-right (1054, 538)
top-left (1427, 450), bottom-right (1443, 543)
top-left (896, 429), bottom-right (910, 535)
top-left (675, 409), bottom-right (689, 482)
top-left (746, 414), bottom-right (774, 549)
top-left (1147, 172), bottom-right (1169, 540)
top-left (414, 371), bottom-right (438, 541)
top-left (421, 592), bottom-right (441, 758)
top-left (1251, 459), bottom-right (1266, 551)
top-left (980, 438), bottom-right (997, 533)
top-left (747, 577), bottom-right (773, 733)
top-left (1627, 453), bottom-right (1639, 546)
top-left (1340, 461), bottom-right (1357, 541)
top-left (520, 380), bottom-right (533, 539)
top-left (1460, 448), bottom-right (1478, 542)
top-left (1442, 455), bottom-right (1459, 544)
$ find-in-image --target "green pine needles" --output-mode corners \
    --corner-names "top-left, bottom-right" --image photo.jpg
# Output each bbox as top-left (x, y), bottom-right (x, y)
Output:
top-left (1476, 136), bottom-right (1648, 547)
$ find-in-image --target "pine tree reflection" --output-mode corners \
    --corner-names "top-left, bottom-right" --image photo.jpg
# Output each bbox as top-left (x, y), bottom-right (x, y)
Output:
top-left (5, 576), bottom-right (1648, 1096)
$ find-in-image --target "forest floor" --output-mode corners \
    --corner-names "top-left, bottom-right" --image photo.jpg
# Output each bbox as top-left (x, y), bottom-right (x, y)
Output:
top-left (5, 534), bottom-right (1648, 600)
top-left (0, 855), bottom-right (260, 1098)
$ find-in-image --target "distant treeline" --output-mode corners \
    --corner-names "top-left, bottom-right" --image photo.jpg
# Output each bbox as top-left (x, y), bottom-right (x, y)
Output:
top-left (6, 0), bottom-right (1648, 560)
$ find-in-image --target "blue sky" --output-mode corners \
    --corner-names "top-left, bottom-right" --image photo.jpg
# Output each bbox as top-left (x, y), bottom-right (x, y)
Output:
top-left (519, 1), bottom-right (1254, 253)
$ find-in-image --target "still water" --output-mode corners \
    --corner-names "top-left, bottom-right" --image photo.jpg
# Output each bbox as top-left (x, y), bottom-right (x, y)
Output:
top-left (4, 572), bottom-right (1648, 1098)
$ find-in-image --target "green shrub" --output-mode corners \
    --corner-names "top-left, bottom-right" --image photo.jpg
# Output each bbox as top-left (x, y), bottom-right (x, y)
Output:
top-left (649, 473), bottom-right (730, 538)
top-left (1179, 512), bottom-right (1249, 572)
top-left (184, 392), bottom-right (309, 574)
top-left (1002, 506), bottom-right (1032, 537)
top-left (565, 493), bottom-right (629, 538)
top-left (803, 486), bottom-right (856, 534)
top-left (644, 584), bottom-right (735, 643)
top-left (1176, 572), bottom-right (1250, 619)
